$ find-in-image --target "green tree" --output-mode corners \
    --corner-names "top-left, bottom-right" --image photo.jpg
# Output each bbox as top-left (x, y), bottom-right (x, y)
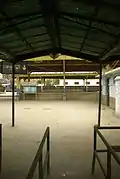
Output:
top-left (0, 83), bottom-right (5, 92)
top-left (37, 80), bottom-right (41, 84)
top-left (52, 79), bottom-right (59, 85)
top-left (45, 79), bottom-right (52, 86)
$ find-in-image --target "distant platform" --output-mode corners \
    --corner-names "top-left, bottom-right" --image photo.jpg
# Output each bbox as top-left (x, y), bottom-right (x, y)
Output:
top-left (0, 92), bottom-right (17, 97)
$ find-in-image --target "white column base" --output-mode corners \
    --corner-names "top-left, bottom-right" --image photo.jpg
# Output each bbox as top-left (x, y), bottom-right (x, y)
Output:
top-left (115, 76), bottom-right (120, 118)
top-left (63, 93), bottom-right (66, 100)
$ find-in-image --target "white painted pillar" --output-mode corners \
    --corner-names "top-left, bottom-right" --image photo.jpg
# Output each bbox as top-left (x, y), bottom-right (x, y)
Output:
top-left (41, 77), bottom-right (43, 92)
top-left (85, 78), bottom-right (88, 92)
top-left (115, 76), bottom-right (120, 117)
top-left (102, 76), bottom-right (107, 96)
top-left (63, 60), bottom-right (66, 100)
top-left (83, 78), bottom-right (86, 92)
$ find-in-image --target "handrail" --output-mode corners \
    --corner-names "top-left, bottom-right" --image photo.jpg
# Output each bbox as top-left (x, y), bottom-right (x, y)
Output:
top-left (95, 126), bottom-right (120, 165)
top-left (97, 126), bottom-right (120, 130)
top-left (26, 127), bottom-right (50, 179)
top-left (92, 125), bottom-right (120, 179)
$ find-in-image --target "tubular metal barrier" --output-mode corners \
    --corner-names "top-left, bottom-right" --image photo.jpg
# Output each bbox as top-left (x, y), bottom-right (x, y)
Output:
top-left (26, 127), bottom-right (50, 179)
top-left (92, 125), bottom-right (120, 179)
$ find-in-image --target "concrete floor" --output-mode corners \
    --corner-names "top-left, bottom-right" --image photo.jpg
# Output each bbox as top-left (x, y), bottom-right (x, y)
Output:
top-left (1, 95), bottom-right (120, 179)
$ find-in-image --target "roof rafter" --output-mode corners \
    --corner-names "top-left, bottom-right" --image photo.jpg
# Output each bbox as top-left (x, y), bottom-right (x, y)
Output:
top-left (0, 32), bottom-right (48, 45)
top-left (0, 45), bottom-right (14, 60)
top-left (60, 12), bottom-right (120, 27)
top-left (0, 12), bottom-right (42, 23)
top-left (101, 42), bottom-right (120, 61)
top-left (0, 14), bottom-right (43, 33)
top-left (60, 16), bottom-right (117, 38)
top-left (62, 39), bottom-right (105, 50)
top-left (107, 55), bottom-right (120, 62)
top-left (0, 23), bottom-right (45, 35)
top-left (80, 6), bottom-right (99, 52)
top-left (40, 0), bottom-right (61, 53)
top-left (0, 11), bottom-right (34, 52)
top-left (15, 47), bottom-right (99, 62)
top-left (100, 29), bottom-right (120, 60)
top-left (61, 32), bottom-right (107, 45)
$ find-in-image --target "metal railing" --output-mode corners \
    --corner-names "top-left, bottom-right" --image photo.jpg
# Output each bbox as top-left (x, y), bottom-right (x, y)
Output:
top-left (26, 127), bottom-right (50, 179)
top-left (92, 125), bottom-right (120, 179)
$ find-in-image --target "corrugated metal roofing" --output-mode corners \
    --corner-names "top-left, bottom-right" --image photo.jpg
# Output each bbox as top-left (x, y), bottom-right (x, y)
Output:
top-left (0, 0), bottom-right (120, 62)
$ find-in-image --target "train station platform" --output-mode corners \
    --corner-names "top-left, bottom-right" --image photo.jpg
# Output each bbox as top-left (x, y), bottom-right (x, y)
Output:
top-left (1, 94), bottom-right (120, 179)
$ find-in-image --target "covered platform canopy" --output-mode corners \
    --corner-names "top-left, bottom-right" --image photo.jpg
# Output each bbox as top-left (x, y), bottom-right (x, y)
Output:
top-left (1, 1), bottom-right (120, 177)
top-left (0, 0), bottom-right (120, 64)
top-left (0, 0), bottom-right (120, 127)
top-left (17, 72), bottom-right (98, 79)
top-left (25, 56), bottom-right (100, 72)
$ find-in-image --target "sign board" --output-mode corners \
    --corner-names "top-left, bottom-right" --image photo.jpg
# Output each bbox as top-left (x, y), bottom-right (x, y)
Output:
top-left (23, 86), bottom-right (37, 94)
top-left (0, 62), bottom-right (28, 74)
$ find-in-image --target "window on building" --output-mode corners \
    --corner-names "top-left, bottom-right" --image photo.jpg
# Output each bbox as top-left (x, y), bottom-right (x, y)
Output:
top-left (74, 82), bottom-right (79, 85)
top-left (86, 82), bottom-right (90, 84)
top-left (65, 82), bottom-right (68, 85)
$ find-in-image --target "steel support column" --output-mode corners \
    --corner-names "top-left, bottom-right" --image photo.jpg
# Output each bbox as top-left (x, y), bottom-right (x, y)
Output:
top-left (85, 78), bottom-right (88, 92)
top-left (12, 63), bottom-right (15, 127)
top-left (41, 77), bottom-right (43, 92)
top-left (28, 73), bottom-right (30, 82)
top-left (63, 60), bottom-right (66, 100)
top-left (43, 78), bottom-right (45, 87)
top-left (92, 126), bottom-right (97, 174)
top-left (98, 61), bottom-right (102, 126)
top-left (83, 78), bottom-right (86, 92)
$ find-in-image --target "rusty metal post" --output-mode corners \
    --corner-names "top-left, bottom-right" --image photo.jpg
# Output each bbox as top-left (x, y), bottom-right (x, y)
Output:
top-left (12, 63), bottom-right (15, 127)
top-left (63, 60), bottom-right (66, 100)
top-left (47, 127), bottom-right (50, 175)
top-left (92, 125), bottom-right (97, 174)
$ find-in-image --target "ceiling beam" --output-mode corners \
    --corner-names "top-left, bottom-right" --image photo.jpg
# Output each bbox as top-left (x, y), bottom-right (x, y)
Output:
top-left (0, 46), bottom-right (14, 61)
top-left (100, 24), bottom-right (120, 61)
top-left (28, 66), bottom-right (99, 72)
top-left (0, 12), bottom-right (42, 23)
top-left (16, 48), bottom-right (54, 61)
top-left (40, 0), bottom-right (61, 53)
top-left (0, 15), bottom-right (43, 34)
top-left (15, 48), bottom-right (99, 62)
top-left (80, 6), bottom-right (99, 53)
top-left (61, 32), bottom-right (107, 45)
top-left (0, 23), bottom-right (45, 35)
top-left (60, 48), bottom-right (99, 62)
top-left (0, 32), bottom-right (48, 45)
top-left (103, 55), bottom-right (120, 62)
top-left (101, 42), bottom-right (120, 61)
top-left (60, 12), bottom-right (120, 27)
top-left (0, 11), bottom-right (34, 52)
top-left (60, 16), bottom-right (116, 38)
